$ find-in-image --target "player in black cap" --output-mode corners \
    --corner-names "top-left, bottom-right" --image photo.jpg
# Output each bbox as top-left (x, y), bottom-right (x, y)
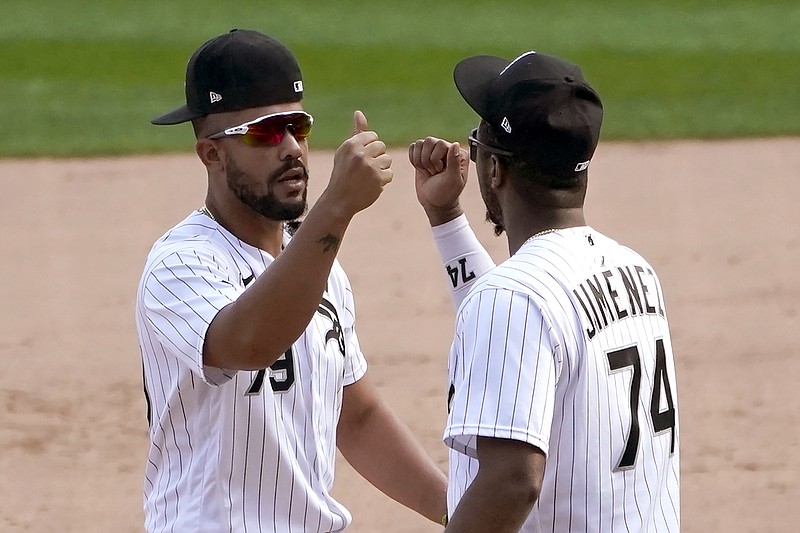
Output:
top-left (137, 29), bottom-right (447, 532)
top-left (409, 51), bottom-right (680, 532)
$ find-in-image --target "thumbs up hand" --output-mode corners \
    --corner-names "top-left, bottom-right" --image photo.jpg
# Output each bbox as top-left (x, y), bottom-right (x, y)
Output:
top-left (325, 110), bottom-right (393, 217)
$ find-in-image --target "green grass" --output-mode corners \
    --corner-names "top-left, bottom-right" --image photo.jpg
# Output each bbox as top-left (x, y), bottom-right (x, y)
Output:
top-left (2, 0), bottom-right (799, 157)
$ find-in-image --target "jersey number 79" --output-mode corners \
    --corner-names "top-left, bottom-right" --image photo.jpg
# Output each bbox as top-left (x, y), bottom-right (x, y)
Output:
top-left (246, 348), bottom-right (296, 395)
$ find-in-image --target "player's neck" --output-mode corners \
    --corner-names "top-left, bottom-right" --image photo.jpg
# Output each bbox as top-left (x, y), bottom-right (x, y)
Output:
top-left (499, 177), bottom-right (588, 255)
top-left (236, 220), bottom-right (285, 257)
top-left (204, 198), bottom-right (286, 257)
top-left (505, 207), bottom-right (586, 255)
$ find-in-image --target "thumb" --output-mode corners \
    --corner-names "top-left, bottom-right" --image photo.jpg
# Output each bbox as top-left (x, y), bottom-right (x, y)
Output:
top-left (447, 142), bottom-right (463, 176)
top-left (353, 110), bottom-right (368, 134)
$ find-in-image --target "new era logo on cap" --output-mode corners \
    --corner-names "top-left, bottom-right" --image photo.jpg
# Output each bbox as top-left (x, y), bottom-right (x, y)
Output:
top-left (209, 91), bottom-right (222, 103)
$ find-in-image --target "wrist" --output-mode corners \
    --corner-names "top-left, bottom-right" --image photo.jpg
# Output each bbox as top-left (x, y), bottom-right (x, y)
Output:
top-left (424, 204), bottom-right (463, 227)
top-left (314, 190), bottom-right (357, 225)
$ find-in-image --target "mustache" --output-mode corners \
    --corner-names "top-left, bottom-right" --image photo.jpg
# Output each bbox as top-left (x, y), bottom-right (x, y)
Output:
top-left (269, 158), bottom-right (308, 182)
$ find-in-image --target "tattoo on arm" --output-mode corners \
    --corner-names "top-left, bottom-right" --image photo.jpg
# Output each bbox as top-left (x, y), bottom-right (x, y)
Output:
top-left (318, 234), bottom-right (341, 253)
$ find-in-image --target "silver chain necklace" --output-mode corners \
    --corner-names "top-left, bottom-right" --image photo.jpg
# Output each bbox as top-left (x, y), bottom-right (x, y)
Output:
top-left (523, 228), bottom-right (559, 246)
top-left (199, 205), bottom-right (216, 221)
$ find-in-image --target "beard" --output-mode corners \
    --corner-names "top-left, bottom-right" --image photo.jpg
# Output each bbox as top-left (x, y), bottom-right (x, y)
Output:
top-left (480, 178), bottom-right (505, 236)
top-left (485, 209), bottom-right (505, 237)
top-left (226, 155), bottom-right (309, 221)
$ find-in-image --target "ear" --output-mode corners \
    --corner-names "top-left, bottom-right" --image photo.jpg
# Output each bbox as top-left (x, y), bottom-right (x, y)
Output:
top-left (196, 138), bottom-right (224, 171)
top-left (489, 155), bottom-right (507, 190)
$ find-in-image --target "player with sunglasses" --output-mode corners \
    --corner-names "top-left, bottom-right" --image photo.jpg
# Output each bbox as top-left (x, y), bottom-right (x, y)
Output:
top-left (136, 29), bottom-right (446, 533)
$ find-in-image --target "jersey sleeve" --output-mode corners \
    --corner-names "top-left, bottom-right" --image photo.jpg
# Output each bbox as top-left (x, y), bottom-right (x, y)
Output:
top-left (335, 263), bottom-right (368, 386)
top-left (431, 214), bottom-right (496, 309)
top-left (140, 243), bottom-right (242, 385)
top-left (444, 288), bottom-right (560, 458)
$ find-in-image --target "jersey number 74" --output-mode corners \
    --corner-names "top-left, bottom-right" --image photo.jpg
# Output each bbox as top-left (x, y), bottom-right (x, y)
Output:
top-left (607, 338), bottom-right (676, 470)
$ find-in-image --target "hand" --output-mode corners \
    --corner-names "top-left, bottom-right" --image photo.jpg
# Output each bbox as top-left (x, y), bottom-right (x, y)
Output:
top-left (324, 110), bottom-right (393, 217)
top-left (408, 137), bottom-right (469, 226)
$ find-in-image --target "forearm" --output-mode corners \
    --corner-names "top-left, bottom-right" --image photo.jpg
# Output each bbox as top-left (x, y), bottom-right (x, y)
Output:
top-left (338, 389), bottom-right (447, 523)
top-left (445, 471), bottom-right (536, 533)
top-left (446, 437), bottom-right (544, 532)
top-left (204, 195), bottom-right (351, 370)
top-left (431, 214), bottom-right (496, 309)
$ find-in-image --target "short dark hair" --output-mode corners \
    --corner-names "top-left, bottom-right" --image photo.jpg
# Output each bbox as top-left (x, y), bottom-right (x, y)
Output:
top-left (192, 114), bottom-right (225, 140)
top-left (191, 118), bottom-right (204, 139)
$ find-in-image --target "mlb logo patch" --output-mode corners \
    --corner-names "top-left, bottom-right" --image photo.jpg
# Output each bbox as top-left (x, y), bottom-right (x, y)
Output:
top-left (293, 81), bottom-right (303, 93)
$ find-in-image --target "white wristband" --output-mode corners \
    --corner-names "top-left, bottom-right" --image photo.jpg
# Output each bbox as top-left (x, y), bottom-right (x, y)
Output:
top-left (431, 214), bottom-right (495, 309)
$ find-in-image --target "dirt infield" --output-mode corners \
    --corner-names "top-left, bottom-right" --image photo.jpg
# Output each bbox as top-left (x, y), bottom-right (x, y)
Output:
top-left (1, 138), bottom-right (798, 532)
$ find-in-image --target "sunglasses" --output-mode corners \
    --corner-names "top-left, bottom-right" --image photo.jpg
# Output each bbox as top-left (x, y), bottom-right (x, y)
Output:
top-left (208, 111), bottom-right (314, 147)
top-left (467, 127), bottom-right (514, 162)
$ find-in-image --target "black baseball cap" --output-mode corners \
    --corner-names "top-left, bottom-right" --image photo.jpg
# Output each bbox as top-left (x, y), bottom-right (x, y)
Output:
top-left (152, 29), bottom-right (304, 125)
top-left (454, 51), bottom-right (603, 176)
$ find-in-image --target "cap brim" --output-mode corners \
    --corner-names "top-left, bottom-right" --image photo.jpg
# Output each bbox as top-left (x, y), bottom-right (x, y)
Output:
top-left (151, 105), bottom-right (200, 126)
top-left (453, 55), bottom-right (510, 120)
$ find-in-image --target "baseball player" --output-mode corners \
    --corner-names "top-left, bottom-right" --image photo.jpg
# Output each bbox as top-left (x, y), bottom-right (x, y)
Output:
top-left (408, 51), bottom-right (680, 532)
top-left (136, 29), bottom-right (446, 532)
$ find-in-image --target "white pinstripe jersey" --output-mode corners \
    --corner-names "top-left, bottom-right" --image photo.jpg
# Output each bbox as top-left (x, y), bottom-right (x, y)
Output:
top-left (135, 211), bottom-right (367, 533)
top-left (444, 226), bottom-right (680, 532)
